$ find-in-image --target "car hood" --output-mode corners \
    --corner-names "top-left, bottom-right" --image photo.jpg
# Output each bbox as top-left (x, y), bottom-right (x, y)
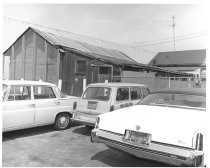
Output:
top-left (98, 105), bottom-right (207, 148)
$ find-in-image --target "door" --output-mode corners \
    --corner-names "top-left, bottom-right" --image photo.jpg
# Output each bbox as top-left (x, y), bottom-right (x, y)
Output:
top-left (34, 86), bottom-right (60, 125)
top-left (3, 85), bottom-right (35, 131)
top-left (91, 66), bottom-right (99, 83)
top-left (98, 66), bottom-right (112, 83)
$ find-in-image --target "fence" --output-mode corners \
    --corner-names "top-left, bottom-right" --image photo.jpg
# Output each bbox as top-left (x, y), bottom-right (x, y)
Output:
top-left (113, 76), bottom-right (206, 91)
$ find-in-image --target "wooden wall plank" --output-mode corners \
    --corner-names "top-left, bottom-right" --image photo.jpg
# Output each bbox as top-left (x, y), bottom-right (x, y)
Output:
top-left (22, 35), bottom-right (25, 79)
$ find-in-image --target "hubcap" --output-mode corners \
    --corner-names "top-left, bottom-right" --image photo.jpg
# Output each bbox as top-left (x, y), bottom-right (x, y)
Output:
top-left (58, 115), bottom-right (69, 128)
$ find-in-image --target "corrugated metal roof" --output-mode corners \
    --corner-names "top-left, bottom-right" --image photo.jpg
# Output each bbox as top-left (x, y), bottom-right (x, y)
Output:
top-left (148, 49), bottom-right (206, 66)
top-left (32, 27), bottom-right (136, 63)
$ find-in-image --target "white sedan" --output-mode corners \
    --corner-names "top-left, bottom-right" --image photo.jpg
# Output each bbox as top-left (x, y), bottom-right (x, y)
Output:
top-left (2, 80), bottom-right (78, 132)
top-left (91, 88), bottom-right (207, 167)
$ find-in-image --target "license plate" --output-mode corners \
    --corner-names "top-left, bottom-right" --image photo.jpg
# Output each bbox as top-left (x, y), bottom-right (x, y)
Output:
top-left (123, 129), bottom-right (152, 146)
top-left (87, 101), bottom-right (97, 110)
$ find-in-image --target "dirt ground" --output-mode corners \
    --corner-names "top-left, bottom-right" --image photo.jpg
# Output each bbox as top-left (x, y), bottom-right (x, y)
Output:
top-left (2, 124), bottom-right (167, 167)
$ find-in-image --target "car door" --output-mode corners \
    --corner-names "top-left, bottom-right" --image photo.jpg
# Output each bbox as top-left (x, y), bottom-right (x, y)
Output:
top-left (3, 85), bottom-right (35, 131)
top-left (34, 85), bottom-right (60, 125)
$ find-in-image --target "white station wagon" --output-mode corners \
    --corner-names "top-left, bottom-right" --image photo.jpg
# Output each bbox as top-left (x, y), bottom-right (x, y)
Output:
top-left (71, 83), bottom-right (150, 128)
top-left (91, 88), bottom-right (207, 167)
top-left (2, 80), bottom-right (78, 132)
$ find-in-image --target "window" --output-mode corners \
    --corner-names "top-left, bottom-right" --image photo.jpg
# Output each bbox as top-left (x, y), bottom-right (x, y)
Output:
top-left (34, 86), bottom-right (56, 99)
top-left (82, 87), bottom-right (111, 101)
top-left (142, 88), bottom-right (150, 98)
top-left (116, 88), bottom-right (129, 101)
top-left (76, 60), bottom-right (86, 74)
top-left (130, 87), bottom-right (142, 100)
top-left (8, 86), bottom-right (31, 101)
top-left (99, 67), bottom-right (109, 75)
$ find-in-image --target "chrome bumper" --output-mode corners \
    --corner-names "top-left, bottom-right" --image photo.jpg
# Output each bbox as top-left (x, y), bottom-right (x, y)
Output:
top-left (71, 117), bottom-right (95, 126)
top-left (90, 129), bottom-right (204, 167)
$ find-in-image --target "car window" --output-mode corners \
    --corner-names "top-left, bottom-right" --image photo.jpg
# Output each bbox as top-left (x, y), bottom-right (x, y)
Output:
top-left (130, 87), bottom-right (142, 100)
top-left (55, 87), bottom-right (66, 98)
top-left (116, 88), bottom-right (129, 101)
top-left (2, 84), bottom-right (7, 92)
top-left (34, 86), bottom-right (56, 99)
top-left (8, 85), bottom-right (31, 101)
top-left (139, 93), bottom-right (206, 108)
top-left (82, 87), bottom-right (111, 101)
top-left (142, 88), bottom-right (150, 98)
top-left (2, 84), bottom-right (8, 101)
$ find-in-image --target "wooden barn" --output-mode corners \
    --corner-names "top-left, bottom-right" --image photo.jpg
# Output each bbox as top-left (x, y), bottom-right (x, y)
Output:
top-left (3, 27), bottom-right (193, 96)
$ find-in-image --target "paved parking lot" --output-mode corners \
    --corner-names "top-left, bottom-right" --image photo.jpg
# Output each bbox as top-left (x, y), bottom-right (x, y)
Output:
top-left (2, 124), bottom-right (167, 167)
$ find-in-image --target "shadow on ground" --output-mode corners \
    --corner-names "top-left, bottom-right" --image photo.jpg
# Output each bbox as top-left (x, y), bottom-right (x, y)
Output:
top-left (91, 148), bottom-right (168, 167)
top-left (72, 125), bottom-right (92, 136)
top-left (2, 122), bottom-right (80, 142)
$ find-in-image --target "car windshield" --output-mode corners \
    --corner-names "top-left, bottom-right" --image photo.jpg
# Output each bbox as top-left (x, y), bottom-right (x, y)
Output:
top-left (138, 93), bottom-right (206, 109)
top-left (82, 87), bottom-right (111, 101)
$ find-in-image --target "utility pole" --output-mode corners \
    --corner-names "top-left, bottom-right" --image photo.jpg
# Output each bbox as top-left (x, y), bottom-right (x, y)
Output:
top-left (172, 16), bottom-right (176, 51)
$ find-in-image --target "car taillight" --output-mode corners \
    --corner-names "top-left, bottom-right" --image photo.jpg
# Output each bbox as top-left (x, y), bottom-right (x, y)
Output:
top-left (73, 102), bottom-right (77, 110)
top-left (95, 117), bottom-right (100, 129)
top-left (195, 133), bottom-right (203, 151)
top-left (110, 105), bottom-right (114, 112)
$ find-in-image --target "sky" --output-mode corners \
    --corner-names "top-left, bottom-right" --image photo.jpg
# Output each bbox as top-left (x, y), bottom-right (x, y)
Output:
top-left (2, 3), bottom-right (208, 78)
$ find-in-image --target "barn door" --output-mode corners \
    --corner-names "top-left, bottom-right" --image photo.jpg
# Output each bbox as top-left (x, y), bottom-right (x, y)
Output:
top-left (91, 66), bottom-right (99, 83)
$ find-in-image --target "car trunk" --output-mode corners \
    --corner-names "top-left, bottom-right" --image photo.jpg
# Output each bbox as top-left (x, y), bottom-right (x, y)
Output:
top-left (98, 105), bottom-right (206, 148)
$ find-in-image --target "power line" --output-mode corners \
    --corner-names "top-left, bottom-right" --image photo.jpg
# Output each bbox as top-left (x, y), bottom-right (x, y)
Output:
top-left (128, 31), bottom-right (207, 46)
top-left (3, 16), bottom-right (120, 45)
top-left (131, 33), bottom-right (206, 48)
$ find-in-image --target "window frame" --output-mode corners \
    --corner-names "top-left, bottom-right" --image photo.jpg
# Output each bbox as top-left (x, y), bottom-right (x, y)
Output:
top-left (75, 60), bottom-right (86, 75)
top-left (7, 85), bottom-right (32, 101)
top-left (116, 87), bottom-right (130, 101)
top-left (130, 87), bottom-right (143, 100)
top-left (33, 85), bottom-right (57, 100)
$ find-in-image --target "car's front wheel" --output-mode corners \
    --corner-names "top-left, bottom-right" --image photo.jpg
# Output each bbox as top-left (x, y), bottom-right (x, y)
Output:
top-left (54, 113), bottom-right (70, 130)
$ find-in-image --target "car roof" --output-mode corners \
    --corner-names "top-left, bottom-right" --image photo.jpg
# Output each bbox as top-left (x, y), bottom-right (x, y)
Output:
top-left (151, 88), bottom-right (206, 96)
top-left (2, 80), bottom-right (57, 87)
top-left (87, 82), bottom-right (147, 87)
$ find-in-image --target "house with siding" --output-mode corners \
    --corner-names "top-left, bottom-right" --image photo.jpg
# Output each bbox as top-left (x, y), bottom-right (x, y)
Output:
top-left (148, 49), bottom-right (206, 78)
top-left (3, 27), bottom-right (193, 96)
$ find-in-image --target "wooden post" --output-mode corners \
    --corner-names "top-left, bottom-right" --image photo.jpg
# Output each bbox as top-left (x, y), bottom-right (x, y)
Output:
top-left (58, 79), bottom-right (62, 90)
top-left (83, 78), bottom-right (87, 92)
top-left (168, 77), bottom-right (171, 88)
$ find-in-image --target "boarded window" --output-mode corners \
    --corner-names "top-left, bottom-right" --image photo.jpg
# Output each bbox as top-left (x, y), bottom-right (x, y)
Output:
top-left (76, 60), bottom-right (86, 74)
